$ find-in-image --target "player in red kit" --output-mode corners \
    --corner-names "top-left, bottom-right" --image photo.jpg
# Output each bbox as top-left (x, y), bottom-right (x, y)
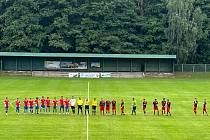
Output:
top-left (23, 98), bottom-right (29, 113)
top-left (161, 98), bottom-right (166, 115)
top-left (15, 98), bottom-right (20, 115)
top-left (153, 98), bottom-right (159, 116)
top-left (4, 97), bottom-right (9, 116)
top-left (112, 99), bottom-right (116, 115)
top-left (59, 96), bottom-right (64, 114)
top-left (34, 97), bottom-right (39, 114)
top-left (40, 96), bottom-right (45, 112)
top-left (166, 99), bottom-right (171, 116)
top-left (121, 99), bottom-right (125, 115)
top-left (46, 97), bottom-right (51, 113)
top-left (53, 97), bottom-right (58, 113)
top-left (203, 99), bottom-right (208, 116)
top-left (29, 98), bottom-right (34, 114)
top-left (105, 99), bottom-right (111, 114)
top-left (64, 97), bottom-right (70, 114)
top-left (99, 98), bottom-right (105, 115)
top-left (193, 98), bottom-right (198, 115)
top-left (143, 99), bottom-right (147, 115)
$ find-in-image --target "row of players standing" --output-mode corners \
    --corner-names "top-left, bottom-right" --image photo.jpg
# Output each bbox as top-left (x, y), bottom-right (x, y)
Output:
top-left (132, 97), bottom-right (208, 116)
top-left (3, 96), bottom-right (173, 116)
top-left (4, 96), bottom-right (207, 116)
top-left (3, 96), bottom-right (117, 116)
top-left (141, 98), bottom-right (171, 116)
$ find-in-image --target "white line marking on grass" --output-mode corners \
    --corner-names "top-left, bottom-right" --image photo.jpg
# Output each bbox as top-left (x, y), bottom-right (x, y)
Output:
top-left (87, 81), bottom-right (90, 140)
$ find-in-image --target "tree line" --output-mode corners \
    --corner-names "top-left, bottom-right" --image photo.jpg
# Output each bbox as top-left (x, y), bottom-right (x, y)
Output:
top-left (0, 0), bottom-right (210, 64)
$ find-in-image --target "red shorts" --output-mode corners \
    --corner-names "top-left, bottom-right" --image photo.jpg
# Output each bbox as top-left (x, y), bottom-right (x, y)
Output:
top-left (112, 106), bottom-right (116, 111)
top-left (162, 107), bottom-right (165, 111)
top-left (167, 108), bottom-right (170, 112)
top-left (100, 106), bottom-right (104, 111)
top-left (203, 108), bottom-right (207, 112)
top-left (154, 107), bottom-right (158, 111)
top-left (121, 106), bottom-right (124, 111)
top-left (143, 107), bottom-right (146, 111)
top-left (106, 106), bottom-right (110, 111)
top-left (194, 107), bottom-right (197, 112)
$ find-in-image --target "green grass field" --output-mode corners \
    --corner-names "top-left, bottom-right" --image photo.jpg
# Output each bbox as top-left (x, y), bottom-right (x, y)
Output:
top-left (0, 75), bottom-right (210, 140)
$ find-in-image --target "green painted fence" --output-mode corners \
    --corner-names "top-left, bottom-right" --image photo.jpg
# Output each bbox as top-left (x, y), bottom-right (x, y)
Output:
top-left (0, 56), bottom-right (174, 72)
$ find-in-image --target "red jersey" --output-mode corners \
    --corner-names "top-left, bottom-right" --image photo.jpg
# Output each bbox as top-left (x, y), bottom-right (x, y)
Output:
top-left (46, 99), bottom-right (50, 107)
top-left (53, 99), bottom-right (57, 107)
top-left (34, 99), bottom-right (39, 106)
top-left (112, 100), bottom-right (116, 107)
top-left (162, 100), bottom-right (166, 107)
top-left (15, 100), bottom-right (20, 107)
top-left (100, 100), bottom-right (105, 107)
top-left (29, 100), bottom-right (33, 107)
top-left (167, 101), bottom-right (171, 108)
top-left (143, 101), bottom-right (147, 108)
top-left (4, 99), bottom-right (9, 107)
top-left (194, 100), bottom-right (198, 108)
top-left (203, 102), bottom-right (207, 109)
top-left (106, 100), bottom-right (111, 107)
top-left (41, 99), bottom-right (45, 106)
top-left (60, 98), bottom-right (64, 106)
top-left (64, 99), bottom-right (70, 107)
top-left (153, 101), bottom-right (158, 107)
top-left (23, 99), bottom-right (28, 107)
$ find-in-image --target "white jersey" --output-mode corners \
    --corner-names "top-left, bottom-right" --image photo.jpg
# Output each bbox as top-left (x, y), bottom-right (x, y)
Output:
top-left (70, 98), bottom-right (76, 107)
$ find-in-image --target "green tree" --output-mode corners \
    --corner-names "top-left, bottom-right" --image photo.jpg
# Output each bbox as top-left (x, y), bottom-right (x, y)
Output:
top-left (0, 0), bottom-right (168, 54)
top-left (165, 0), bottom-right (208, 63)
top-left (194, 0), bottom-right (210, 63)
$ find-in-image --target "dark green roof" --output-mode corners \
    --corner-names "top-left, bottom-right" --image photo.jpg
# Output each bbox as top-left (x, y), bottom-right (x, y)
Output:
top-left (0, 52), bottom-right (176, 59)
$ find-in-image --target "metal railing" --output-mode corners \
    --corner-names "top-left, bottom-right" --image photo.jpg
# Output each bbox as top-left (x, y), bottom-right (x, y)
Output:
top-left (175, 64), bottom-right (210, 72)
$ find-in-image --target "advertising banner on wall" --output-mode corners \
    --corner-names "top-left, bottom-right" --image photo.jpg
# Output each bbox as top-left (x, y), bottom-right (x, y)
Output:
top-left (79, 73), bottom-right (100, 78)
top-left (68, 73), bottom-right (112, 78)
top-left (61, 62), bottom-right (87, 69)
top-left (100, 73), bottom-right (111, 78)
top-left (68, 73), bottom-right (79, 78)
top-left (44, 61), bottom-right (60, 69)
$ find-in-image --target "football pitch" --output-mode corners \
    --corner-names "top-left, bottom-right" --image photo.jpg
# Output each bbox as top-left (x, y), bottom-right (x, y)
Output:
top-left (0, 75), bottom-right (210, 140)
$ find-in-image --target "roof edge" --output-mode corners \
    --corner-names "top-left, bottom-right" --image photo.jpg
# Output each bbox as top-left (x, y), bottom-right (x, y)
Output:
top-left (0, 52), bottom-right (176, 59)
